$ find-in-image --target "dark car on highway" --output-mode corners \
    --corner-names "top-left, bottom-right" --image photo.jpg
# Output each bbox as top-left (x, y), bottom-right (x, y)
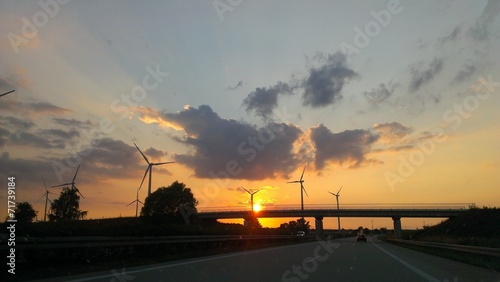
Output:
top-left (357, 234), bottom-right (367, 242)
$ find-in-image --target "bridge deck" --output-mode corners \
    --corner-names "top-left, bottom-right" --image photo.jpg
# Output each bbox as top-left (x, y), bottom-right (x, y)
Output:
top-left (198, 208), bottom-right (467, 219)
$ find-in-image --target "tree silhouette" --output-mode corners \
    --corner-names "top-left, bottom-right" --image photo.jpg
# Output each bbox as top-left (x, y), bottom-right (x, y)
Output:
top-left (279, 218), bottom-right (310, 234)
top-left (141, 181), bottom-right (198, 221)
top-left (48, 187), bottom-right (87, 222)
top-left (14, 202), bottom-right (37, 222)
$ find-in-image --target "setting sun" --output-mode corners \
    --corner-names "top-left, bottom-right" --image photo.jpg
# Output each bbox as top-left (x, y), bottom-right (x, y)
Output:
top-left (253, 203), bottom-right (262, 212)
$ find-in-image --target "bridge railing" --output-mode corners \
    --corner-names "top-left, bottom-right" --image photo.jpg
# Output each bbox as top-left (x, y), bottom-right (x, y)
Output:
top-left (197, 203), bottom-right (473, 213)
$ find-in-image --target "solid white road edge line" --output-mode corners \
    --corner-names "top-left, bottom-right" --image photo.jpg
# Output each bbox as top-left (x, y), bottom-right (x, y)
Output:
top-left (372, 241), bottom-right (440, 282)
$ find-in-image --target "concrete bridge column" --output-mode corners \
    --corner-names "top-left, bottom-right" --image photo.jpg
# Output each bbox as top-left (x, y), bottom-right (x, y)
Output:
top-left (315, 216), bottom-right (324, 239)
top-left (392, 216), bottom-right (402, 239)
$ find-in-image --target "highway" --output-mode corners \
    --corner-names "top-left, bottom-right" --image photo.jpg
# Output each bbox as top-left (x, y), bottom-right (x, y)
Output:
top-left (42, 237), bottom-right (500, 282)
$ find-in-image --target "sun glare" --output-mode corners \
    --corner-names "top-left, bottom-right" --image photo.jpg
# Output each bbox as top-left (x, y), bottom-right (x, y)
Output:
top-left (253, 203), bottom-right (262, 212)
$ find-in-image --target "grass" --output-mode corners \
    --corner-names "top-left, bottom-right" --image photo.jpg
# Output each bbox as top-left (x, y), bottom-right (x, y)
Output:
top-left (385, 239), bottom-right (500, 272)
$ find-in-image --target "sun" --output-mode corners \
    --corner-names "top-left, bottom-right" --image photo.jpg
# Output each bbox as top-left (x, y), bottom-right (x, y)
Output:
top-left (253, 203), bottom-right (262, 212)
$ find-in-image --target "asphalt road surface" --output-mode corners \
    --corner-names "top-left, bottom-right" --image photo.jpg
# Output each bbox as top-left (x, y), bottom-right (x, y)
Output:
top-left (39, 237), bottom-right (500, 282)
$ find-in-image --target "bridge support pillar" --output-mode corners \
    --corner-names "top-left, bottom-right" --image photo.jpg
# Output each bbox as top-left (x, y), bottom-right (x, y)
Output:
top-left (392, 216), bottom-right (402, 239)
top-left (315, 216), bottom-right (324, 239)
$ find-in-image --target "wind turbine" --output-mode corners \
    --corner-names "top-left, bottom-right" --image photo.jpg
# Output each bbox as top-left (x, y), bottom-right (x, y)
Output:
top-left (0, 90), bottom-right (15, 98)
top-left (241, 187), bottom-right (262, 212)
top-left (134, 143), bottom-right (174, 197)
top-left (126, 186), bottom-right (144, 217)
top-left (287, 165), bottom-right (309, 212)
top-left (36, 177), bottom-right (54, 222)
top-left (51, 165), bottom-right (84, 198)
top-left (328, 186), bottom-right (343, 231)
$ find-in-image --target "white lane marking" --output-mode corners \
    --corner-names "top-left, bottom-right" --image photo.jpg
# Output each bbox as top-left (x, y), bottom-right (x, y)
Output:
top-left (69, 242), bottom-right (321, 281)
top-left (372, 241), bottom-right (440, 282)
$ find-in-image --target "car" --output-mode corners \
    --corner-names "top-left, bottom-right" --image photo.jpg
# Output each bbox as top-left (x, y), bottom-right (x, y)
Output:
top-left (296, 231), bottom-right (305, 237)
top-left (357, 234), bottom-right (367, 242)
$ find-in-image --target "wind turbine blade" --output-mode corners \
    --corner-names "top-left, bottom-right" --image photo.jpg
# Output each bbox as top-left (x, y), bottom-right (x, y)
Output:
top-left (0, 90), bottom-right (15, 97)
top-left (72, 165), bottom-right (80, 183)
top-left (302, 185), bottom-right (309, 198)
top-left (287, 181), bottom-right (300, 184)
top-left (139, 166), bottom-right (150, 191)
top-left (337, 186), bottom-right (343, 194)
top-left (241, 187), bottom-right (251, 194)
top-left (43, 177), bottom-right (48, 191)
top-left (299, 165), bottom-right (307, 181)
top-left (74, 186), bottom-right (84, 199)
top-left (134, 143), bottom-right (150, 164)
top-left (51, 183), bottom-right (72, 188)
top-left (328, 191), bottom-right (335, 196)
top-left (138, 200), bottom-right (144, 205)
top-left (126, 200), bottom-right (136, 207)
top-left (154, 161), bottom-right (174, 165)
top-left (37, 194), bottom-right (45, 202)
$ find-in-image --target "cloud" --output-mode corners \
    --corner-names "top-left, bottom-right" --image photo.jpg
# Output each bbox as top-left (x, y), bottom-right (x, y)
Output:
top-left (52, 118), bottom-right (93, 129)
top-left (309, 124), bottom-right (379, 169)
top-left (0, 100), bottom-right (72, 116)
top-left (0, 116), bottom-right (35, 130)
top-left (409, 58), bottom-right (444, 93)
top-left (227, 80), bottom-right (243, 90)
top-left (470, 0), bottom-right (500, 41)
top-left (242, 82), bottom-right (294, 119)
top-left (373, 122), bottom-right (412, 143)
top-left (437, 26), bottom-right (461, 45)
top-left (301, 52), bottom-right (358, 107)
top-left (25, 101), bottom-right (72, 115)
top-left (364, 83), bottom-right (396, 105)
top-left (152, 105), bottom-right (303, 180)
top-left (144, 146), bottom-right (168, 161)
top-left (451, 65), bottom-right (476, 85)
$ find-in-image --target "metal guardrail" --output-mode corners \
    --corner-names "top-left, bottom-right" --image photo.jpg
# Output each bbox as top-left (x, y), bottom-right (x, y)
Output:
top-left (387, 238), bottom-right (500, 257)
top-left (0, 235), bottom-right (304, 250)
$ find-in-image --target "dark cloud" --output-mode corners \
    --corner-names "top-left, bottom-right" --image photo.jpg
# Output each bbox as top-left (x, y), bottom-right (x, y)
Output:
top-left (470, 0), bottom-right (500, 41)
top-left (161, 105), bottom-right (303, 180)
top-left (364, 83), bottom-right (396, 105)
top-left (437, 26), bottom-right (461, 45)
top-left (10, 131), bottom-right (66, 149)
top-left (144, 147), bottom-right (168, 160)
top-left (40, 128), bottom-right (80, 139)
top-left (0, 116), bottom-right (35, 130)
top-left (52, 118), bottom-right (93, 129)
top-left (374, 122), bottom-right (412, 143)
top-left (242, 82), bottom-right (294, 119)
top-left (310, 124), bottom-right (378, 169)
top-left (301, 52), bottom-right (358, 107)
top-left (227, 80), bottom-right (243, 90)
top-left (409, 58), bottom-right (444, 93)
top-left (451, 65), bottom-right (476, 85)
top-left (26, 101), bottom-right (72, 115)
top-left (0, 77), bottom-right (16, 91)
top-left (0, 100), bottom-right (71, 116)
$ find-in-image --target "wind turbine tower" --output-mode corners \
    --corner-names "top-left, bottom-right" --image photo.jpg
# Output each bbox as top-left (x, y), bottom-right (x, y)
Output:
top-left (241, 187), bottom-right (262, 211)
top-left (126, 187), bottom-right (144, 217)
top-left (287, 165), bottom-right (309, 213)
top-left (328, 186), bottom-right (343, 231)
top-left (134, 143), bottom-right (174, 197)
top-left (37, 177), bottom-right (53, 222)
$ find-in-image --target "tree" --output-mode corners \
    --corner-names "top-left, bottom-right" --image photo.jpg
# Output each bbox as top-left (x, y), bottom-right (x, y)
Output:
top-left (14, 202), bottom-right (37, 222)
top-left (141, 181), bottom-right (198, 221)
top-left (279, 218), bottom-right (310, 234)
top-left (48, 187), bottom-right (87, 222)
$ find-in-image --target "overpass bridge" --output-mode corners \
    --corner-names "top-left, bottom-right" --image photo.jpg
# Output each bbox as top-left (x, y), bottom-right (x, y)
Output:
top-left (197, 203), bottom-right (471, 238)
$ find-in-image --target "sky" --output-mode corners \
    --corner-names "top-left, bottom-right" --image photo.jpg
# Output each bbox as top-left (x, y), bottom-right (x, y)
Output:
top-left (1, 0), bottom-right (499, 229)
